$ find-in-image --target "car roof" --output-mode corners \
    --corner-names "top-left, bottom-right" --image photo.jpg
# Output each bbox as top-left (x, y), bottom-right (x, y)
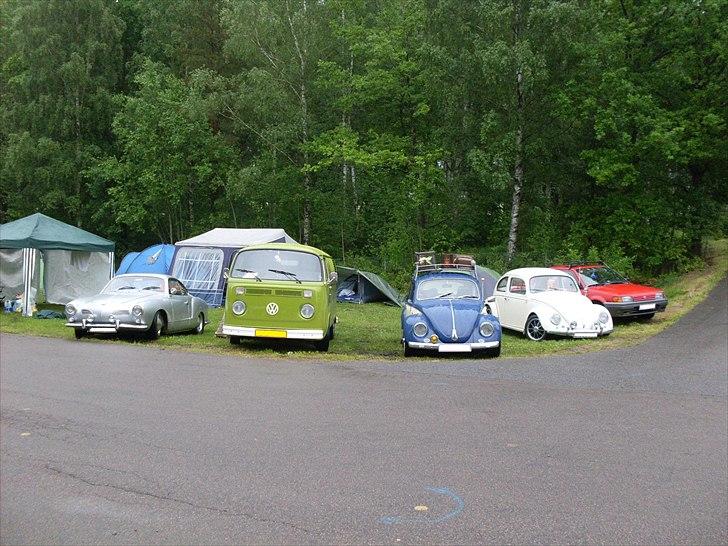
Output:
top-left (415, 270), bottom-right (479, 282)
top-left (501, 267), bottom-right (573, 279)
top-left (115, 273), bottom-right (171, 280)
top-left (552, 263), bottom-right (603, 269)
top-left (236, 242), bottom-right (331, 258)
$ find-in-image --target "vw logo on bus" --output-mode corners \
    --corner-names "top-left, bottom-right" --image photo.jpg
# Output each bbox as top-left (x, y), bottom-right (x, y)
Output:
top-left (266, 302), bottom-right (279, 316)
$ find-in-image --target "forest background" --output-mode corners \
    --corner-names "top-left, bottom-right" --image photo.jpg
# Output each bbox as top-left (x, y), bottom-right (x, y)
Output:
top-left (1, 0), bottom-right (726, 288)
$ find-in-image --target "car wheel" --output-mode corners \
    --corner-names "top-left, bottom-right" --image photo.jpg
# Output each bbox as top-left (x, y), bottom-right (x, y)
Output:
top-left (74, 329), bottom-right (86, 339)
top-left (194, 313), bottom-right (205, 334)
top-left (328, 324), bottom-right (335, 340)
top-left (525, 314), bottom-right (546, 341)
top-left (404, 343), bottom-right (419, 357)
top-left (484, 304), bottom-right (492, 314)
top-left (487, 344), bottom-right (501, 358)
top-left (640, 313), bottom-right (655, 320)
top-left (229, 335), bottom-right (241, 345)
top-left (148, 311), bottom-right (166, 340)
top-left (314, 336), bottom-right (330, 352)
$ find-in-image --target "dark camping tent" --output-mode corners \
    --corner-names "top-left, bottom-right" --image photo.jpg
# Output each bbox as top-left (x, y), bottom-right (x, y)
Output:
top-left (117, 244), bottom-right (175, 275)
top-left (475, 265), bottom-right (500, 297)
top-left (336, 266), bottom-right (403, 306)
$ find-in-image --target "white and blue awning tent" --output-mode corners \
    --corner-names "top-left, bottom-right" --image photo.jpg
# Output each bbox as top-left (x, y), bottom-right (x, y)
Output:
top-left (0, 213), bottom-right (115, 315)
top-left (171, 228), bottom-right (296, 307)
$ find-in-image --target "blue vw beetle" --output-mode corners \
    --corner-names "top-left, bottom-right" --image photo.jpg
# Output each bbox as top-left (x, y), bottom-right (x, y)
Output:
top-left (401, 252), bottom-right (501, 357)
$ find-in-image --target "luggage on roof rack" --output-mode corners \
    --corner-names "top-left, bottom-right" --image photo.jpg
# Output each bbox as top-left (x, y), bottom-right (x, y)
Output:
top-left (414, 251), bottom-right (476, 277)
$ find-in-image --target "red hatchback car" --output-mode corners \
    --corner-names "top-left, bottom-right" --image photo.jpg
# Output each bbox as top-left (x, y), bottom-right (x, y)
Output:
top-left (551, 263), bottom-right (668, 319)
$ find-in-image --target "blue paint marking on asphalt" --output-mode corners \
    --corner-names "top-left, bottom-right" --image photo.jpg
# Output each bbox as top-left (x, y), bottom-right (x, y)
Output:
top-left (379, 486), bottom-right (464, 525)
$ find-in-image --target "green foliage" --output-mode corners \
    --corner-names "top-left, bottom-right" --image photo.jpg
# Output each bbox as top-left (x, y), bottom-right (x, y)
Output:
top-left (1, 0), bottom-right (725, 280)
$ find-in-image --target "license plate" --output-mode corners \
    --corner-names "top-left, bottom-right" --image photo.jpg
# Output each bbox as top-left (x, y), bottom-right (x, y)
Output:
top-left (438, 344), bottom-right (471, 353)
top-left (639, 303), bottom-right (656, 310)
top-left (255, 329), bottom-right (287, 338)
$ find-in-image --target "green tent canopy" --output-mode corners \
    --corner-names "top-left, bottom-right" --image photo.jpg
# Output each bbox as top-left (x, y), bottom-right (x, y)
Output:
top-left (0, 213), bottom-right (115, 315)
top-left (336, 266), bottom-right (403, 307)
top-left (0, 213), bottom-right (114, 252)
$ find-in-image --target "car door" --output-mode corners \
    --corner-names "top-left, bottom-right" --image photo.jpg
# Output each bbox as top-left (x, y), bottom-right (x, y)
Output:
top-left (492, 276), bottom-right (511, 327)
top-left (504, 277), bottom-right (529, 329)
top-left (168, 278), bottom-right (193, 330)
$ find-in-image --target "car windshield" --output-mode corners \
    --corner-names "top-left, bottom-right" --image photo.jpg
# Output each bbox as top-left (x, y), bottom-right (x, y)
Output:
top-left (416, 277), bottom-right (480, 300)
top-left (102, 276), bottom-right (164, 293)
top-left (529, 275), bottom-right (578, 293)
top-left (231, 249), bottom-right (324, 282)
top-left (578, 266), bottom-right (627, 286)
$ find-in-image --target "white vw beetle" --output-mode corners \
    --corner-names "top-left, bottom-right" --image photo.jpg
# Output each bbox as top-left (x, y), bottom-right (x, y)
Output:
top-left (485, 268), bottom-right (613, 341)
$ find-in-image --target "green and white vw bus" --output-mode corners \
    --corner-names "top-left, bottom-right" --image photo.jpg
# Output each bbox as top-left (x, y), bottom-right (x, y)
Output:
top-left (222, 243), bottom-right (337, 351)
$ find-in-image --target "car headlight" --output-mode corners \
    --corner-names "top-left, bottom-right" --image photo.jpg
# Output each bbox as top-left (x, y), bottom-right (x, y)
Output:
top-left (599, 310), bottom-right (609, 324)
top-left (404, 304), bottom-right (422, 317)
top-left (235, 286), bottom-right (246, 295)
top-left (413, 322), bottom-right (428, 337)
top-left (232, 301), bottom-right (246, 315)
top-left (65, 304), bottom-right (76, 317)
top-left (479, 322), bottom-right (494, 337)
top-left (655, 292), bottom-right (665, 300)
top-left (300, 303), bottom-right (315, 319)
top-left (621, 296), bottom-right (633, 303)
top-left (132, 305), bottom-right (143, 317)
top-left (550, 313), bottom-right (561, 325)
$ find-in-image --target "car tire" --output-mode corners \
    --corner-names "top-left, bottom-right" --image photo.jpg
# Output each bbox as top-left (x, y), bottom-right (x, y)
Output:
top-left (404, 343), bottom-right (419, 357)
top-left (640, 313), bottom-right (655, 320)
top-left (148, 311), bottom-right (166, 340)
top-left (74, 329), bottom-right (86, 340)
top-left (194, 313), bottom-right (205, 334)
top-left (229, 335), bottom-right (241, 345)
top-left (525, 314), bottom-right (546, 341)
top-left (328, 323), bottom-right (335, 340)
top-left (487, 344), bottom-right (501, 358)
top-left (314, 336), bottom-right (330, 352)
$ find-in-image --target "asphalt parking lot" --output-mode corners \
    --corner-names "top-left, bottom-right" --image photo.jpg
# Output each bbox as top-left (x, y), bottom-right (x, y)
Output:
top-left (1, 278), bottom-right (726, 544)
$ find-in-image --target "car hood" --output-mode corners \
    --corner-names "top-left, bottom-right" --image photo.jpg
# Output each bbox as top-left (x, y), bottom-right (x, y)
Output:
top-left (585, 282), bottom-right (661, 299)
top-left (69, 292), bottom-right (155, 311)
top-left (529, 291), bottom-right (598, 320)
top-left (417, 298), bottom-right (482, 342)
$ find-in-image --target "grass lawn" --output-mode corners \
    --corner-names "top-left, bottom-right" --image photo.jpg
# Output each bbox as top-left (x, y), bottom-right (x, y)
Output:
top-left (1, 240), bottom-right (726, 361)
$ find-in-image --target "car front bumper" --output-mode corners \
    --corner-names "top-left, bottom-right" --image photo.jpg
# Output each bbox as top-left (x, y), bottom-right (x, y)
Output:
top-left (222, 325), bottom-right (325, 340)
top-left (405, 340), bottom-right (500, 353)
top-left (605, 300), bottom-right (667, 317)
top-left (65, 320), bottom-right (148, 333)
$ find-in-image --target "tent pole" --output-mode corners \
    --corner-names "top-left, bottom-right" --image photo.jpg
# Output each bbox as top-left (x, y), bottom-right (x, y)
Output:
top-left (109, 251), bottom-right (115, 278)
top-left (21, 248), bottom-right (36, 317)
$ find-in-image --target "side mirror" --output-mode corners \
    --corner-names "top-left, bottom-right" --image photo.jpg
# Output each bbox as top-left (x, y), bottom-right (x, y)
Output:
top-left (223, 267), bottom-right (229, 279)
top-left (328, 271), bottom-right (338, 284)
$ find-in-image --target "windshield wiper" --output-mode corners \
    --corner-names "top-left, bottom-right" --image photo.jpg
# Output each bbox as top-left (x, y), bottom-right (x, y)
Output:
top-left (457, 295), bottom-right (479, 299)
top-left (268, 269), bottom-right (301, 284)
top-left (437, 292), bottom-right (454, 299)
top-left (234, 268), bottom-right (262, 282)
top-left (117, 286), bottom-right (136, 290)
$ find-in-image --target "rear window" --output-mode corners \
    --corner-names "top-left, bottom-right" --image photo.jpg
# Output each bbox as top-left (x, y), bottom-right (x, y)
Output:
top-left (231, 249), bottom-right (324, 282)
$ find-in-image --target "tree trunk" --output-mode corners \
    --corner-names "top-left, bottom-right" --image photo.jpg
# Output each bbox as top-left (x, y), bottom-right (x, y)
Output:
top-left (507, 5), bottom-right (525, 264)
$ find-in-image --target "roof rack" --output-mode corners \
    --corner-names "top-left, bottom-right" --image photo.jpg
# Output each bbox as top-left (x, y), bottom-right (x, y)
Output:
top-left (414, 251), bottom-right (477, 277)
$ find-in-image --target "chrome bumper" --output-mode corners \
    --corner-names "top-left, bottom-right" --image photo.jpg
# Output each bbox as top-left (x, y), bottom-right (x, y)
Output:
top-left (222, 325), bottom-right (325, 340)
top-left (65, 320), bottom-right (148, 333)
top-left (406, 340), bottom-right (500, 353)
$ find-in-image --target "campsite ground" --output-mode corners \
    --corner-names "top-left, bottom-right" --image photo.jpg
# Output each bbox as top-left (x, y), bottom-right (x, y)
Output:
top-left (1, 240), bottom-right (726, 360)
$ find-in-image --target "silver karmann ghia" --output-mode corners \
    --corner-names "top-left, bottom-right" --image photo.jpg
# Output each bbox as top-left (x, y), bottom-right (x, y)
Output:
top-left (65, 274), bottom-right (209, 339)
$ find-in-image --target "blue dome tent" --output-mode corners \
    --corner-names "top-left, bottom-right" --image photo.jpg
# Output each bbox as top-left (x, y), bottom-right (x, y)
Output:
top-left (116, 244), bottom-right (176, 275)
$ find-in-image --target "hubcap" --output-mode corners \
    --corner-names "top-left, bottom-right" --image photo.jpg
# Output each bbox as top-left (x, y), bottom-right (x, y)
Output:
top-left (527, 318), bottom-right (545, 340)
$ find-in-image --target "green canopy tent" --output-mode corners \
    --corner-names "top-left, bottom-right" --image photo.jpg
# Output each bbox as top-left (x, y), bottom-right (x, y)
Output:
top-left (336, 266), bottom-right (403, 307)
top-left (0, 213), bottom-right (115, 316)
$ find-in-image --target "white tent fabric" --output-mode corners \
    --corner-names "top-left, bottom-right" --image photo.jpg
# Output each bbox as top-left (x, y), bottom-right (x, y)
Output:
top-left (176, 228), bottom-right (295, 248)
top-left (171, 247), bottom-right (224, 294)
top-left (43, 250), bottom-right (113, 304)
top-left (1, 249), bottom-right (40, 309)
